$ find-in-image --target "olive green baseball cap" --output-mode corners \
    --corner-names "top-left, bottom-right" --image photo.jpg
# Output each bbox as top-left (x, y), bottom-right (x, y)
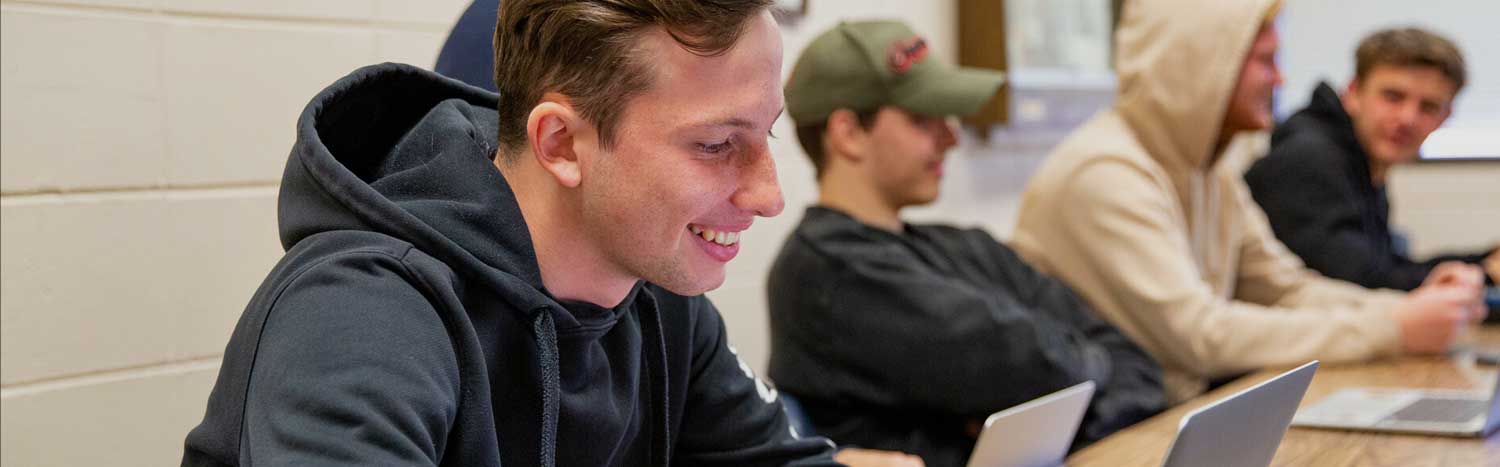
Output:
top-left (785, 20), bottom-right (1005, 125)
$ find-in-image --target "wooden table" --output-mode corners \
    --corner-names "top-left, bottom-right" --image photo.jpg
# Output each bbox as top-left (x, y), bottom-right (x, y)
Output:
top-left (1067, 325), bottom-right (1500, 467)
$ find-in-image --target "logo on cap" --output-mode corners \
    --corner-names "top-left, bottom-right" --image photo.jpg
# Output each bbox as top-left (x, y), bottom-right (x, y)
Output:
top-left (886, 36), bottom-right (929, 75)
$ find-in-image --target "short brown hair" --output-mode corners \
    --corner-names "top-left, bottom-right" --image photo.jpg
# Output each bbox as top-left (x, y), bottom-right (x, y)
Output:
top-left (1355, 27), bottom-right (1466, 91)
top-left (493, 0), bottom-right (773, 163)
top-left (795, 109), bottom-right (879, 179)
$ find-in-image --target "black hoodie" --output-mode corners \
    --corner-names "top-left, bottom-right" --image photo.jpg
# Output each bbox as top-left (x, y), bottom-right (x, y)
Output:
top-left (768, 207), bottom-right (1165, 467)
top-left (182, 63), bottom-right (839, 467)
top-left (1244, 82), bottom-right (1494, 293)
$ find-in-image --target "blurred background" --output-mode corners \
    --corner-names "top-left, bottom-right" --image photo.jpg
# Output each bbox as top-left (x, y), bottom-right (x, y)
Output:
top-left (1, 1), bottom-right (1495, 465)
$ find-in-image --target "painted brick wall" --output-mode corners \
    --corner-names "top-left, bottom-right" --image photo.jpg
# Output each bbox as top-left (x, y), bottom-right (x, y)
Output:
top-left (0, 1), bottom-right (467, 465)
top-left (2, 1), bottom-right (1493, 466)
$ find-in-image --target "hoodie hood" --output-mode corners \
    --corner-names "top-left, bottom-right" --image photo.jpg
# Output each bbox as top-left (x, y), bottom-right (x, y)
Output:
top-left (280, 63), bottom-right (558, 312)
top-left (1113, 0), bottom-right (1280, 173)
top-left (278, 63), bottom-right (670, 466)
top-left (1281, 81), bottom-right (1372, 175)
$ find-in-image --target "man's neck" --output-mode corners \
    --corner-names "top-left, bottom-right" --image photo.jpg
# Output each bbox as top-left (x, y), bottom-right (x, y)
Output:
top-left (1212, 131), bottom-right (1237, 166)
top-left (1368, 158), bottom-right (1391, 187)
top-left (816, 171), bottom-right (903, 233)
top-left (498, 156), bottom-right (637, 308)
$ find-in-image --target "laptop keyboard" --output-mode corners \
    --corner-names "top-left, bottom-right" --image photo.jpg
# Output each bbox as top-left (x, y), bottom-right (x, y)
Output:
top-left (1387, 398), bottom-right (1488, 424)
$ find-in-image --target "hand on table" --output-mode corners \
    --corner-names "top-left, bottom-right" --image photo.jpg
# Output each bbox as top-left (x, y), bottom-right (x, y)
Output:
top-left (1395, 276), bottom-right (1486, 354)
top-left (1422, 261), bottom-right (1487, 322)
top-left (834, 448), bottom-right (925, 467)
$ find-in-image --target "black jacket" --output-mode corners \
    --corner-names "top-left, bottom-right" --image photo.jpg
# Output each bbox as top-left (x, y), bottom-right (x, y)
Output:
top-left (766, 207), bottom-right (1165, 467)
top-left (1245, 82), bottom-right (1494, 292)
top-left (182, 63), bottom-right (838, 467)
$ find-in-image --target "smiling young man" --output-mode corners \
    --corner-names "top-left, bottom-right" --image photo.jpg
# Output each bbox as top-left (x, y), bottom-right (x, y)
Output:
top-left (1012, 0), bottom-right (1487, 404)
top-left (1244, 27), bottom-right (1499, 293)
top-left (766, 20), bottom-right (1165, 467)
top-left (182, 1), bottom-right (842, 465)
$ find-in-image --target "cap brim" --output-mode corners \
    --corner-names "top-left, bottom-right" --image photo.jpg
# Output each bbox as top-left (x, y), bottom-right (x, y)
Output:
top-left (895, 67), bottom-right (1005, 117)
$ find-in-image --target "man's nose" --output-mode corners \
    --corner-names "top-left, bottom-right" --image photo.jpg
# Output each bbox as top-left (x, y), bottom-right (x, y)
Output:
top-left (734, 148), bottom-right (785, 218)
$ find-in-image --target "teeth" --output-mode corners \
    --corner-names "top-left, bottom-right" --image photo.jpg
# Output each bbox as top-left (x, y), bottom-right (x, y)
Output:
top-left (688, 225), bottom-right (741, 246)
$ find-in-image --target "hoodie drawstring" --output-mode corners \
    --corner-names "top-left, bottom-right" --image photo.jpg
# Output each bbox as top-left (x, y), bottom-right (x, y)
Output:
top-left (531, 308), bottom-right (560, 467)
top-left (530, 291), bottom-right (671, 467)
top-left (637, 292), bottom-right (672, 466)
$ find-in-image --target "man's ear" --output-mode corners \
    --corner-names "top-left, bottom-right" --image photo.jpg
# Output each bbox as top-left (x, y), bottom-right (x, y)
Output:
top-left (527, 92), bottom-right (588, 188)
top-left (1341, 79), bottom-right (1363, 116)
top-left (824, 108), bottom-right (870, 164)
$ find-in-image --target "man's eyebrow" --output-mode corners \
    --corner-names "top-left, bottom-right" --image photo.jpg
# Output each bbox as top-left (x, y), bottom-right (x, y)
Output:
top-left (693, 108), bottom-right (785, 130)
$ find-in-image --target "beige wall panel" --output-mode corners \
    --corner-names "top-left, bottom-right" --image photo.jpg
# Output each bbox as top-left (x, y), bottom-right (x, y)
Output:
top-left (22, 0), bottom-right (160, 10)
top-left (1, 7), bottom-right (165, 193)
top-left (373, 0), bottom-right (469, 27)
top-left (1389, 163), bottom-right (1500, 257)
top-left (375, 29), bottom-right (447, 70)
top-left (162, 20), bottom-right (376, 186)
top-left (161, 0), bottom-right (374, 22)
top-left (1, 363), bottom-right (219, 467)
top-left (1, 188), bottom-right (280, 384)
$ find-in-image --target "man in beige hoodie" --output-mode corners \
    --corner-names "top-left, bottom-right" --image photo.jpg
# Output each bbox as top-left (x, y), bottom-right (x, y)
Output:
top-left (1011, 0), bottom-right (1487, 404)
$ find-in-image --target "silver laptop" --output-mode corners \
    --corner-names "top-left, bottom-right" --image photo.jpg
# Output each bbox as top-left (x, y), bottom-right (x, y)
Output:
top-left (966, 381), bottom-right (1095, 467)
top-left (1292, 368), bottom-right (1500, 437)
top-left (1161, 361), bottom-right (1319, 467)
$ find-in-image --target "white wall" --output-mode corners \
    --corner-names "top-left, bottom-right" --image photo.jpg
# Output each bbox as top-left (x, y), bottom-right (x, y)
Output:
top-left (0, 1), bottom-right (469, 465)
top-left (1278, 0), bottom-right (1500, 122)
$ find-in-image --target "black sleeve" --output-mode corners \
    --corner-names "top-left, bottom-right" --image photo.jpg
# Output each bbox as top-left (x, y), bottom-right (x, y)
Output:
top-left (783, 232), bottom-right (1123, 418)
top-left (973, 234), bottom-right (1164, 446)
top-left (241, 252), bottom-right (459, 465)
top-left (1423, 248), bottom-right (1498, 286)
top-left (673, 297), bottom-right (842, 467)
top-left (1247, 136), bottom-right (1431, 290)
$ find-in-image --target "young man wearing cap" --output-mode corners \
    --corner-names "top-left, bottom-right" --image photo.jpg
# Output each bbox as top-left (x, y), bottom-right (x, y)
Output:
top-left (766, 20), bottom-right (1165, 467)
top-left (1012, 0), bottom-right (1486, 405)
top-left (1244, 27), bottom-right (1499, 294)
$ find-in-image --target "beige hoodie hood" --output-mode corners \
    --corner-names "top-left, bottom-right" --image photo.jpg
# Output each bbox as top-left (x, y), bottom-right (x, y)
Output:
top-left (1114, 0), bottom-right (1272, 172)
top-left (1013, 0), bottom-right (1402, 404)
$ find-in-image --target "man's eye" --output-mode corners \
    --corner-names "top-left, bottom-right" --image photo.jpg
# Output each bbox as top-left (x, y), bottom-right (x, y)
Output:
top-left (698, 141), bottom-right (733, 155)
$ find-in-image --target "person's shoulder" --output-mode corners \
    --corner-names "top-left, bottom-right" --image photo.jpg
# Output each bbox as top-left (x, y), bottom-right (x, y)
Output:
top-left (1059, 156), bottom-right (1170, 207)
top-left (240, 234), bottom-right (465, 458)
top-left (779, 208), bottom-right (902, 268)
top-left (265, 231), bottom-right (463, 343)
top-left (1258, 117), bottom-right (1351, 176)
top-left (910, 222), bottom-right (1004, 250)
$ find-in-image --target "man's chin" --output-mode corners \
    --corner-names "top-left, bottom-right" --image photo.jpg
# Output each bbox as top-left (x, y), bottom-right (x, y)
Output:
top-left (1368, 144), bottom-right (1417, 165)
top-left (650, 269), bottom-right (726, 297)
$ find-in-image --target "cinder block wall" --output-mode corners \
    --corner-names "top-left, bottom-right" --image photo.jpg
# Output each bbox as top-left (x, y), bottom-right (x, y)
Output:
top-left (0, 1), bottom-right (468, 465)
top-left (3, 1), bottom-right (1495, 466)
